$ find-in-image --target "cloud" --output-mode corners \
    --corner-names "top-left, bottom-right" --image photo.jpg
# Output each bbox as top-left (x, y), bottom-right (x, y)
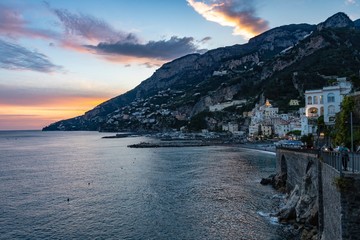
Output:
top-left (87, 36), bottom-right (205, 61)
top-left (0, 3), bottom-right (58, 40)
top-left (48, 5), bottom-right (139, 44)
top-left (199, 36), bottom-right (212, 43)
top-left (1, 2), bottom-right (208, 66)
top-left (345, 0), bottom-right (356, 4)
top-left (46, 4), bottom-right (207, 63)
top-left (187, 0), bottom-right (269, 39)
top-left (0, 39), bottom-right (62, 72)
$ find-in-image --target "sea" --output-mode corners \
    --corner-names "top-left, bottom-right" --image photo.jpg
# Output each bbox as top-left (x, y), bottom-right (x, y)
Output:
top-left (0, 131), bottom-right (292, 240)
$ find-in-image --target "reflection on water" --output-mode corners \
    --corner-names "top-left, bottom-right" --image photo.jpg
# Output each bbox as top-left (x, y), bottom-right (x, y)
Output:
top-left (0, 131), bottom-right (290, 239)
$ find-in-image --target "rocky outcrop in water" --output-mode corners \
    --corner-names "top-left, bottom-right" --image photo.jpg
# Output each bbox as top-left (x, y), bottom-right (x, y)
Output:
top-left (263, 160), bottom-right (318, 240)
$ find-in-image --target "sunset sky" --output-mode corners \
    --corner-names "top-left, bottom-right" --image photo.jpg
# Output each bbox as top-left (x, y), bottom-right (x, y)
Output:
top-left (1, 0), bottom-right (359, 130)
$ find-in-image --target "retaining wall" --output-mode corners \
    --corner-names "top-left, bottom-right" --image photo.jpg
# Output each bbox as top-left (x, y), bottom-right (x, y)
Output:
top-left (276, 148), bottom-right (360, 240)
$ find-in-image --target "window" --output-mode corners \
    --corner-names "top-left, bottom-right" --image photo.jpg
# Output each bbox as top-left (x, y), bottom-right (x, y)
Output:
top-left (308, 107), bottom-right (318, 117)
top-left (328, 105), bottom-right (335, 114)
top-left (327, 93), bottom-right (335, 103)
top-left (307, 96), bottom-right (312, 105)
top-left (313, 96), bottom-right (318, 104)
top-left (320, 95), bottom-right (323, 104)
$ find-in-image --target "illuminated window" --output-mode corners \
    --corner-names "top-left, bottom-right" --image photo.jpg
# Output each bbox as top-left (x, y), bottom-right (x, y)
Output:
top-left (308, 107), bottom-right (318, 117)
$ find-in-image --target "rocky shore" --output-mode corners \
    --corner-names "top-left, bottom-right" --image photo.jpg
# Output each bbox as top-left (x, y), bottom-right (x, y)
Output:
top-left (261, 165), bottom-right (318, 240)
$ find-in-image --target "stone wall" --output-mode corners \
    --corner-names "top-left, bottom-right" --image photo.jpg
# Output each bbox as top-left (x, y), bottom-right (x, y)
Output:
top-left (340, 173), bottom-right (360, 239)
top-left (276, 149), bottom-right (318, 191)
top-left (319, 162), bottom-right (342, 240)
top-left (277, 148), bottom-right (360, 240)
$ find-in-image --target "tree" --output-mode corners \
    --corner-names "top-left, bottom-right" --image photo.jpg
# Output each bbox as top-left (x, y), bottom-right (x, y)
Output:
top-left (317, 115), bottom-right (332, 146)
top-left (286, 130), bottom-right (301, 138)
top-left (188, 111), bottom-right (210, 131)
top-left (301, 134), bottom-right (314, 148)
top-left (333, 96), bottom-right (355, 148)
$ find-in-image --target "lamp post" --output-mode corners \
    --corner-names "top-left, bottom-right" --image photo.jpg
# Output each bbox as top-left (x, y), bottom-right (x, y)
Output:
top-left (351, 112), bottom-right (354, 152)
top-left (351, 112), bottom-right (354, 172)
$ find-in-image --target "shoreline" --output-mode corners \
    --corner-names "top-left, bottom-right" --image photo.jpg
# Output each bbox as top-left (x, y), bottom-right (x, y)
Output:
top-left (238, 143), bottom-right (276, 153)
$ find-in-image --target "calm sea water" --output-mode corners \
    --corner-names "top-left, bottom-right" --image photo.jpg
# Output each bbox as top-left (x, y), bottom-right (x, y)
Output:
top-left (0, 131), bottom-right (290, 240)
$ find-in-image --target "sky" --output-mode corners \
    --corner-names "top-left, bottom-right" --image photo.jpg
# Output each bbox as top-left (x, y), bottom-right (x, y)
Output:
top-left (0, 0), bottom-right (359, 130)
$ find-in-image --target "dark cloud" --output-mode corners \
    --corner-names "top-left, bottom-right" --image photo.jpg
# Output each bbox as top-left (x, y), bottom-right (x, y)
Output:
top-left (0, 39), bottom-right (62, 72)
top-left (0, 2), bottom-right (207, 65)
top-left (88, 36), bottom-right (204, 61)
top-left (199, 36), bottom-right (212, 43)
top-left (45, 4), bottom-right (206, 62)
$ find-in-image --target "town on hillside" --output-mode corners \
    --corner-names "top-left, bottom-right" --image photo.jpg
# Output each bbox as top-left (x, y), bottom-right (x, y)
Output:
top-left (101, 75), bottom-right (359, 150)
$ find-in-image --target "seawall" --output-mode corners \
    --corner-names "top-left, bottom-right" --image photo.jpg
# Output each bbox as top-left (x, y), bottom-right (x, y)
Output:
top-left (276, 148), bottom-right (360, 240)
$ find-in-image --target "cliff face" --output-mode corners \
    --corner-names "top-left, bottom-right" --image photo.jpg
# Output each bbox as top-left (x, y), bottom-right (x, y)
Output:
top-left (317, 12), bottom-right (354, 31)
top-left (43, 12), bottom-right (360, 132)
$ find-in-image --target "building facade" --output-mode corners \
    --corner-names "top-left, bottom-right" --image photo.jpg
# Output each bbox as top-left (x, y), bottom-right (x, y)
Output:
top-left (301, 77), bottom-right (352, 135)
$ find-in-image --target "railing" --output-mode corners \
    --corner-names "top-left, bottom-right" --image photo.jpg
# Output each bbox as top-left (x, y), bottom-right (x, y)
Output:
top-left (277, 147), bottom-right (360, 174)
top-left (320, 151), bottom-right (360, 174)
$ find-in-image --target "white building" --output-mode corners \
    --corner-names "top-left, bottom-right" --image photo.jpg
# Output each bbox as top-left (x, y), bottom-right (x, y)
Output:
top-left (260, 124), bottom-right (273, 137)
top-left (274, 121), bottom-right (291, 138)
top-left (213, 70), bottom-right (228, 76)
top-left (289, 99), bottom-right (300, 106)
top-left (209, 100), bottom-right (246, 112)
top-left (222, 122), bottom-right (239, 133)
top-left (301, 77), bottom-right (352, 135)
top-left (248, 123), bottom-right (259, 137)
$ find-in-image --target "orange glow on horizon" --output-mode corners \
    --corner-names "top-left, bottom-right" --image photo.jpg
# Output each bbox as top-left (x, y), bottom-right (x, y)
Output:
top-left (0, 96), bottom-right (109, 130)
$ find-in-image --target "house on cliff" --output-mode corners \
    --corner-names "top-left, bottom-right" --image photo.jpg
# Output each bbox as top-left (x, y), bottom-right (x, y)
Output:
top-left (301, 77), bottom-right (352, 135)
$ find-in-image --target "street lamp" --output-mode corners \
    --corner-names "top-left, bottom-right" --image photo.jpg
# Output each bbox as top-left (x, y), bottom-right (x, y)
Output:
top-left (351, 112), bottom-right (354, 152)
top-left (351, 112), bottom-right (354, 173)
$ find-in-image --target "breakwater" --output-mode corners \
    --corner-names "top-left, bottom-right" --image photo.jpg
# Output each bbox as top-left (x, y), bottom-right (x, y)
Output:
top-left (276, 148), bottom-right (360, 240)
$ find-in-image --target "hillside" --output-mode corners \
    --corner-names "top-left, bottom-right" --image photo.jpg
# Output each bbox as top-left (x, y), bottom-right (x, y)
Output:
top-left (43, 12), bottom-right (360, 132)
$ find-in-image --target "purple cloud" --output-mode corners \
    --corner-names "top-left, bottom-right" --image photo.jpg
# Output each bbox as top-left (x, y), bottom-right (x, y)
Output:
top-left (0, 3), bottom-right (58, 40)
top-left (47, 4), bottom-right (139, 44)
top-left (46, 4), bottom-right (207, 62)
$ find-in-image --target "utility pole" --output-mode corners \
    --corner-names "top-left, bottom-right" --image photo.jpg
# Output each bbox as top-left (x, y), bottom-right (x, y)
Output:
top-left (351, 112), bottom-right (354, 172)
top-left (351, 112), bottom-right (354, 152)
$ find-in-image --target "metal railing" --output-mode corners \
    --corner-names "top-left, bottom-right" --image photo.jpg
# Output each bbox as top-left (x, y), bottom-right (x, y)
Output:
top-left (320, 151), bottom-right (360, 174)
top-left (277, 147), bottom-right (360, 174)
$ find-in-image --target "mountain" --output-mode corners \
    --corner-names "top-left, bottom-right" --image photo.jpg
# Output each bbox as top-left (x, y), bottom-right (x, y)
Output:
top-left (43, 12), bottom-right (360, 132)
top-left (355, 19), bottom-right (360, 28)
